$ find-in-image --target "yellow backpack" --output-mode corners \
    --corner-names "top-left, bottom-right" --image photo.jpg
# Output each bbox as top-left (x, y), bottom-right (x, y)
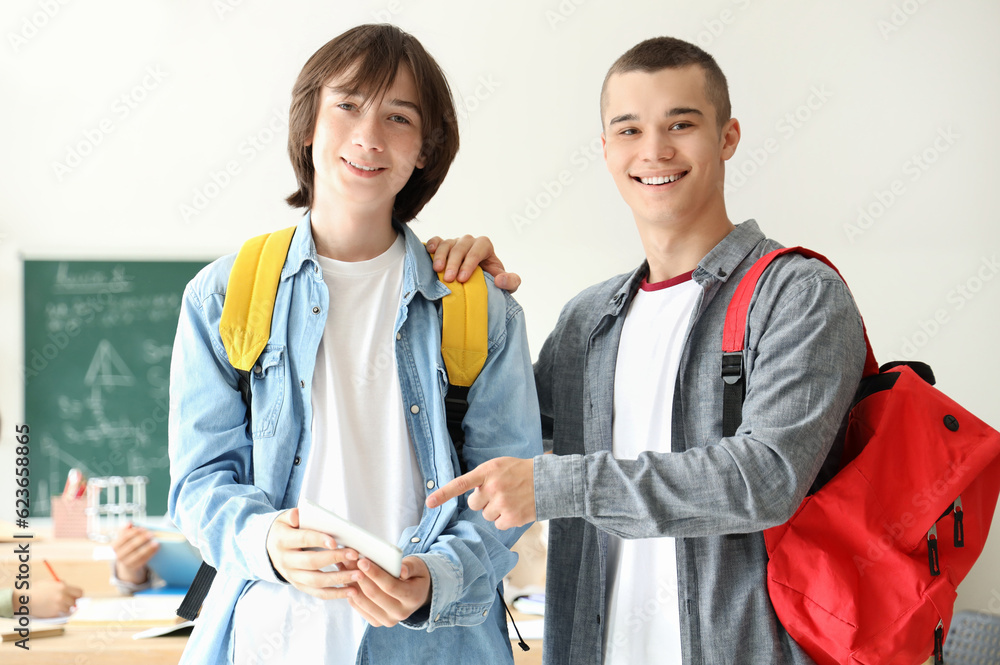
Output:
top-left (218, 225), bottom-right (488, 469)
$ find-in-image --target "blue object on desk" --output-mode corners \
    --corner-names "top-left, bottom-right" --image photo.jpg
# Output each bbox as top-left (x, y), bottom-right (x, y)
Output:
top-left (136, 525), bottom-right (203, 590)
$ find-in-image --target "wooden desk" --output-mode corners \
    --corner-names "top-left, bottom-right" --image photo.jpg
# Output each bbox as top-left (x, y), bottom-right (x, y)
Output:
top-left (1, 528), bottom-right (544, 664)
top-left (0, 624), bottom-right (540, 665)
top-left (2, 624), bottom-right (188, 665)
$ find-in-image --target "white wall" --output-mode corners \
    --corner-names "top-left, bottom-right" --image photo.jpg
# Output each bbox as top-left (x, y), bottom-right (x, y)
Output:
top-left (1, 0), bottom-right (997, 614)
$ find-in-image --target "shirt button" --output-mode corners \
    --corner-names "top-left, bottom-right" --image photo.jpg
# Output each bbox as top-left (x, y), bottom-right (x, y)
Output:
top-left (312, 306), bottom-right (321, 314)
top-left (482, 610), bottom-right (488, 617)
top-left (718, 268), bottom-right (727, 277)
top-left (410, 405), bottom-right (420, 414)
top-left (410, 536), bottom-right (421, 543)
top-left (300, 380), bottom-right (305, 388)
top-left (435, 614), bottom-right (441, 622)
top-left (396, 332), bottom-right (402, 340)
top-left (253, 364), bottom-right (262, 375)
top-left (293, 456), bottom-right (301, 465)
top-left (426, 480), bottom-right (435, 489)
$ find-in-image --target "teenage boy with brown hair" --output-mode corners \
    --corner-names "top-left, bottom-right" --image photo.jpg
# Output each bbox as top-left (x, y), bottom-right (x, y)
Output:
top-left (427, 36), bottom-right (866, 664)
top-left (169, 24), bottom-right (540, 664)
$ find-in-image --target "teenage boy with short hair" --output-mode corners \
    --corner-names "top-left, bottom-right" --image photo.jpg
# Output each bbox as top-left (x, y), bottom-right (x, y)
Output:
top-left (169, 24), bottom-right (541, 664)
top-left (427, 37), bottom-right (866, 664)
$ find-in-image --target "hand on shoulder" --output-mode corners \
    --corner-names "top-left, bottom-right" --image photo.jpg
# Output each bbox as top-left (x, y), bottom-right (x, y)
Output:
top-left (426, 235), bottom-right (521, 292)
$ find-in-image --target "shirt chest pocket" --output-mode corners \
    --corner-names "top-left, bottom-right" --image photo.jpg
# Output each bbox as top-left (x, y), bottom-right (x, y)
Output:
top-left (249, 344), bottom-right (286, 439)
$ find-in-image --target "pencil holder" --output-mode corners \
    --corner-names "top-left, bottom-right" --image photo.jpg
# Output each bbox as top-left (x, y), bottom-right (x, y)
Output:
top-left (51, 494), bottom-right (89, 538)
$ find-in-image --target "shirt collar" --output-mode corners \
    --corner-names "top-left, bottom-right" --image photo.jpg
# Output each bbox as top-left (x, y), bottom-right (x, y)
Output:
top-left (693, 218), bottom-right (765, 285)
top-left (281, 211), bottom-right (449, 302)
top-left (606, 219), bottom-right (766, 316)
top-left (399, 222), bottom-right (451, 303)
top-left (281, 212), bottom-right (321, 282)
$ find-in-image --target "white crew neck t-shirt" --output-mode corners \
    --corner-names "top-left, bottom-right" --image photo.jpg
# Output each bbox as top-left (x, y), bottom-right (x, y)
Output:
top-left (603, 271), bottom-right (702, 665)
top-left (234, 233), bottom-right (425, 663)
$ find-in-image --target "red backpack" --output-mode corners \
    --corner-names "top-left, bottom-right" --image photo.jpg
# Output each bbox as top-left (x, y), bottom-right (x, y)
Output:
top-left (721, 247), bottom-right (1000, 665)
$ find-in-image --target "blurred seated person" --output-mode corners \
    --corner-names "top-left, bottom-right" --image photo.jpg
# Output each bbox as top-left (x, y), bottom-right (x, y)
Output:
top-left (1, 523), bottom-right (160, 619)
top-left (2, 580), bottom-right (83, 619)
top-left (109, 522), bottom-right (160, 593)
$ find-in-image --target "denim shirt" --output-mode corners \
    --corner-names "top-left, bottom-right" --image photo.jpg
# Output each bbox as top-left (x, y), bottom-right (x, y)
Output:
top-left (532, 220), bottom-right (867, 665)
top-left (168, 213), bottom-right (542, 664)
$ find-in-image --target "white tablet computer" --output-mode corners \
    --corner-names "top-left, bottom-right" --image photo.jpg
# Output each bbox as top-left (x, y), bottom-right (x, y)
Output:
top-left (297, 498), bottom-right (403, 578)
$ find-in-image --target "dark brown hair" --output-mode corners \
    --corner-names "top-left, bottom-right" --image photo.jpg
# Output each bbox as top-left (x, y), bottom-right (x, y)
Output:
top-left (600, 36), bottom-right (731, 131)
top-left (285, 24), bottom-right (459, 222)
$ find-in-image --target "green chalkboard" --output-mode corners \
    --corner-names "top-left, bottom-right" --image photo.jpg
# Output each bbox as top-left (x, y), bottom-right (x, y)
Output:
top-left (24, 259), bottom-right (208, 517)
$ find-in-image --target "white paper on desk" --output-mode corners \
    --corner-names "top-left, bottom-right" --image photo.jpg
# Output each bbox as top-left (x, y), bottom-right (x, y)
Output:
top-left (25, 613), bottom-right (71, 625)
top-left (69, 594), bottom-right (187, 626)
top-left (512, 594), bottom-right (545, 616)
top-left (508, 619), bottom-right (544, 641)
top-left (132, 620), bottom-right (195, 639)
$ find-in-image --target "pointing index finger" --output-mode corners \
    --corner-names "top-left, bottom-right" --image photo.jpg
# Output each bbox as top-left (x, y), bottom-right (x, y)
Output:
top-left (425, 467), bottom-right (487, 508)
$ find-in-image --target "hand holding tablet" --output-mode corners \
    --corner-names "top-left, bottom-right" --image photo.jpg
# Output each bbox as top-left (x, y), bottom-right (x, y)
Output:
top-left (297, 498), bottom-right (404, 578)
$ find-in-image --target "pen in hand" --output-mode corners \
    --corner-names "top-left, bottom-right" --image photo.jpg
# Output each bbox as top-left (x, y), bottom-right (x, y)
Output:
top-left (43, 559), bottom-right (61, 582)
top-left (38, 559), bottom-right (83, 616)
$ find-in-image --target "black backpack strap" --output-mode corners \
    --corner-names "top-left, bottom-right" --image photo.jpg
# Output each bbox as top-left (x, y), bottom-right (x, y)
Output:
top-left (176, 561), bottom-right (217, 621)
top-left (237, 368), bottom-right (253, 435)
top-left (176, 368), bottom-right (253, 620)
top-left (721, 352), bottom-right (744, 438)
top-left (445, 384), bottom-right (470, 475)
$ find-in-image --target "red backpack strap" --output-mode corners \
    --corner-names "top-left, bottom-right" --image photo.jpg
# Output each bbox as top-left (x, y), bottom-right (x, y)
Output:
top-left (720, 247), bottom-right (878, 438)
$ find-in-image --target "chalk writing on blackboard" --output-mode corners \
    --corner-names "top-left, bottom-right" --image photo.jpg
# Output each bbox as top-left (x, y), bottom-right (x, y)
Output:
top-left (24, 259), bottom-right (207, 516)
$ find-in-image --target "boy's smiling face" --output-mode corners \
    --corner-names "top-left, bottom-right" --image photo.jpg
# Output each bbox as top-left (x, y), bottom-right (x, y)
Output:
top-left (601, 65), bottom-right (739, 231)
top-left (308, 64), bottom-right (426, 216)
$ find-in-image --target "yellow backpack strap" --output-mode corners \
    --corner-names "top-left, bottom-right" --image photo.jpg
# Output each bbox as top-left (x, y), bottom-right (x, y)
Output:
top-left (220, 225), bottom-right (297, 371)
top-left (437, 266), bottom-right (489, 387)
top-left (437, 265), bottom-right (488, 475)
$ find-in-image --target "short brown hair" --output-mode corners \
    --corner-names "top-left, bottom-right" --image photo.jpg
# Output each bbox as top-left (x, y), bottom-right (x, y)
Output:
top-left (600, 37), bottom-right (731, 131)
top-left (285, 24), bottom-right (459, 222)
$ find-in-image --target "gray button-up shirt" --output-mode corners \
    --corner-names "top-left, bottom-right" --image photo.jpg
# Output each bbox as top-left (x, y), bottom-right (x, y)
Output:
top-left (533, 220), bottom-right (867, 664)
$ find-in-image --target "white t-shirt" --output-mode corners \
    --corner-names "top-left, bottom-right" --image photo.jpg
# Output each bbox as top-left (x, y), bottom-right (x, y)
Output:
top-left (234, 233), bottom-right (425, 663)
top-left (603, 271), bottom-right (701, 665)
